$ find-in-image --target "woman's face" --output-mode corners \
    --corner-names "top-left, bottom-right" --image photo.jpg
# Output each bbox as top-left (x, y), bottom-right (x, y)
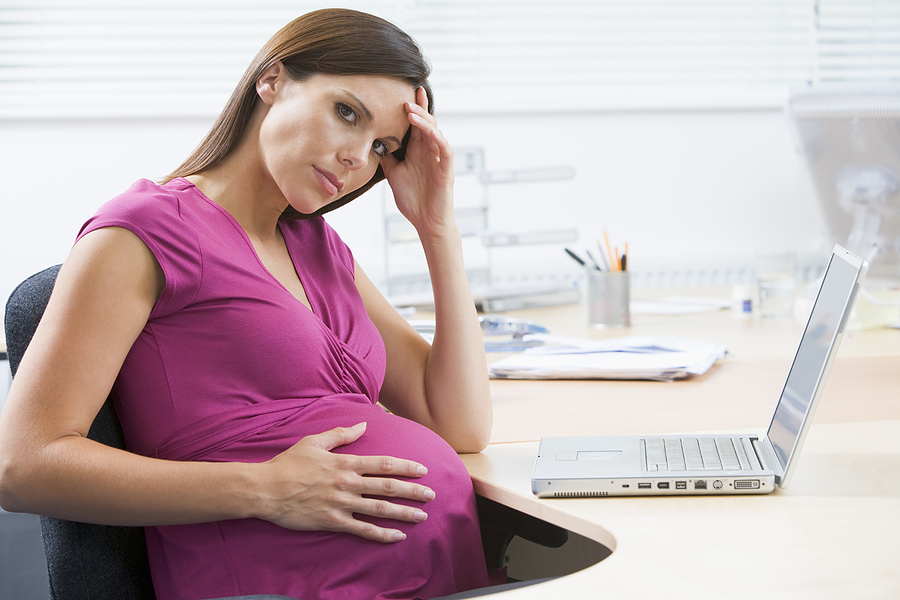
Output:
top-left (256, 71), bottom-right (415, 215)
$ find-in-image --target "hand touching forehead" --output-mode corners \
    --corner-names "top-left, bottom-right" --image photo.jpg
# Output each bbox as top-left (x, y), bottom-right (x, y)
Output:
top-left (254, 69), bottom-right (417, 214)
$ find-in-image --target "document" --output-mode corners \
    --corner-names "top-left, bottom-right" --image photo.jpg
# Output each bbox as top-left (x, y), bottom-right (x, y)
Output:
top-left (629, 297), bottom-right (731, 315)
top-left (487, 335), bottom-right (727, 382)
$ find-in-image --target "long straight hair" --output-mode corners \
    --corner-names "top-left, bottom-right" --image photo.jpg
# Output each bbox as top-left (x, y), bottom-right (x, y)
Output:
top-left (162, 9), bottom-right (433, 219)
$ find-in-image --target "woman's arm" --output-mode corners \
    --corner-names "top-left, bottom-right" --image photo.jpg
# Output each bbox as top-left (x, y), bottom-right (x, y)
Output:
top-left (365, 88), bottom-right (493, 453)
top-left (0, 227), bottom-right (433, 542)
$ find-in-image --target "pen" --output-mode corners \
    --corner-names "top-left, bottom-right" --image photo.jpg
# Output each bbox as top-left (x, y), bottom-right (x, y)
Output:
top-left (594, 239), bottom-right (611, 271)
top-left (585, 249), bottom-right (603, 271)
top-left (564, 247), bottom-right (587, 267)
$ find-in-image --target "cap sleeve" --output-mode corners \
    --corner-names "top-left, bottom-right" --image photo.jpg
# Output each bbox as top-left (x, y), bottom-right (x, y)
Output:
top-left (76, 179), bottom-right (202, 319)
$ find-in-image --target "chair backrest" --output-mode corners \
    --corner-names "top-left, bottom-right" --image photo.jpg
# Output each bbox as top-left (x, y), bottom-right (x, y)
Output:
top-left (5, 265), bottom-right (156, 600)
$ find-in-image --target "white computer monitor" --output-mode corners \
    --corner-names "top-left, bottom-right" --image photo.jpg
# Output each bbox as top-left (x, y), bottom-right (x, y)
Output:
top-left (786, 83), bottom-right (900, 281)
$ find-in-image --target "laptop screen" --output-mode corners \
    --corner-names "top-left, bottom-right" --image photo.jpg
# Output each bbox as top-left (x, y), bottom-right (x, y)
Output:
top-left (766, 252), bottom-right (861, 470)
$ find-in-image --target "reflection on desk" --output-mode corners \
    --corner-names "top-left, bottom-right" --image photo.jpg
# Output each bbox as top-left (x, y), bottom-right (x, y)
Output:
top-left (466, 287), bottom-right (900, 598)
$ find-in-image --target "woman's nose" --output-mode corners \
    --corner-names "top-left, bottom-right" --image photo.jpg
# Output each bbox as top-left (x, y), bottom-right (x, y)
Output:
top-left (339, 142), bottom-right (370, 171)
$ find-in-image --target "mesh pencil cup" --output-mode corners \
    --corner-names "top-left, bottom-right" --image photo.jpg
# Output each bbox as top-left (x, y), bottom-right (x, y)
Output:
top-left (588, 271), bottom-right (631, 328)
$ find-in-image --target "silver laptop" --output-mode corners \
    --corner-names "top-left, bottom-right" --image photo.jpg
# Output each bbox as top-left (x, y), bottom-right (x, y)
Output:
top-left (532, 245), bottom-right (867, 497)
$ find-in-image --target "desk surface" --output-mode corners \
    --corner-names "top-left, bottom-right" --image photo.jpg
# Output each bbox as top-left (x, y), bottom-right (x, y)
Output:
top-left (464, 288), bottom-right (900, 598)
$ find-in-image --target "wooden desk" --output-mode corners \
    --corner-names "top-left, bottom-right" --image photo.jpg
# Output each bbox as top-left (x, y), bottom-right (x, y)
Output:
top-left (464, 290), bottom-right (900, 598)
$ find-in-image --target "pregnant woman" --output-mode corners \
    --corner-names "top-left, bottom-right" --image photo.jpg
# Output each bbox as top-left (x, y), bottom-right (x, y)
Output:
top-left (0, 9), bottom-right (493, 600)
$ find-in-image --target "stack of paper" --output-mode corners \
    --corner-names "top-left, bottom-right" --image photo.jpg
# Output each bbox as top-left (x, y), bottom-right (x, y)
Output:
top-left (487, 335), bottom-right (727, 382)
top-left (630, 297), bottom-right (731, 315)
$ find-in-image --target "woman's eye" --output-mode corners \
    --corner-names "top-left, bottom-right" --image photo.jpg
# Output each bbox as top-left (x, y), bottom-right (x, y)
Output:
top-left (336, 103), bottom-right (357, 123)
top-left (372, 139), bottom-right (388, 158)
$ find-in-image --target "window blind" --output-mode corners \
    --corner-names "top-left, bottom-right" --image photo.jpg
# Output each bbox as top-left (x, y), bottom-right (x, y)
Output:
top-left (813, 0), bottom-right (900, 84)
top-left (413, 0), bottom-right (813, 112)
top-left (0, 1), bottom-right (406, 119)
top-left (1, 0), bottom-right (897, 119)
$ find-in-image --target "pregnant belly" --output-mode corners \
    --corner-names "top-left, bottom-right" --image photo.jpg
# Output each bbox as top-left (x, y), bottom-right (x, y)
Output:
top-left (146, 394), bottom-right (489, 600)
top-left (240, 393), bottom-right (467, 479)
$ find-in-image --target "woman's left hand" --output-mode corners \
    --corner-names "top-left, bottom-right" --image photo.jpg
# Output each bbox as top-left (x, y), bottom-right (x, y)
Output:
top-left (380, 87), bottom-right (456, 240)
top-left (364, 89), bottom-right (493, 454)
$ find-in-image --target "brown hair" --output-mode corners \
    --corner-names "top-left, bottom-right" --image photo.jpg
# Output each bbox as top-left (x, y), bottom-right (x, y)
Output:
top-left (162, 8), bottom-right (433, 219)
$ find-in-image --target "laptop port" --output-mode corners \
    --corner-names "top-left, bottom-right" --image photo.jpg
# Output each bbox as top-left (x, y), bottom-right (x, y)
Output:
top-left (657, 482), bottom-right (670, 489)
top-left (695, 480), bottom-right (707, 490)
top-left (734, 480), bottom-right (760, 489)
top-left (676, 481), bottom-right (687, 490)
top-left (638, 483), bottom-right (651, 489)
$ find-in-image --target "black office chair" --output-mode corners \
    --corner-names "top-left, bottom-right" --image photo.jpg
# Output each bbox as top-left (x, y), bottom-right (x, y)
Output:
top-left (4, 265), bottom-right (567, 600)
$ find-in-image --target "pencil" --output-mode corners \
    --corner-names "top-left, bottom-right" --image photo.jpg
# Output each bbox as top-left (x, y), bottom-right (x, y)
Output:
top-left (603, 231), bottom-right (616, 271)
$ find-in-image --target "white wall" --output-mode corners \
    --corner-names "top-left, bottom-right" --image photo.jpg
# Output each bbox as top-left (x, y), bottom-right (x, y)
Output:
top-left (0, 106), bottom-right (830, 311)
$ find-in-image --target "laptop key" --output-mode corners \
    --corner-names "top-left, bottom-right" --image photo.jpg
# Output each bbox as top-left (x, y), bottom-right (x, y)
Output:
top-left (733, 437), bottom-right (752, 469)
top-left (699, 437), bottom-right (722, 469)
top-left (716, 438), bottom-right (742, 470)
top-left (681, 438), bottom-right (705, 470)
top-left (646, 438), bottom-right (667, 468)
top-left (665, 439), bottom-right (686, 471)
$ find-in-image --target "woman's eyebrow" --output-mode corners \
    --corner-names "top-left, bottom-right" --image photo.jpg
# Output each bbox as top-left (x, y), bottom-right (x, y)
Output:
top-left (342, 90), bottom-right (373, 120)
top-left (341, 89), bottom-right (402, 147)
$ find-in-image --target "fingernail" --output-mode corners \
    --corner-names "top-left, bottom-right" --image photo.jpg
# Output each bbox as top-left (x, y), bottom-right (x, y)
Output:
top-left (393, 532), bottom-right (407, 542)
top-left (416, 465), bottom-right (428, 476)
top-left (414, 510), bottom-right (428, 521)
top-left (423, 489), bottom-right (435, 501)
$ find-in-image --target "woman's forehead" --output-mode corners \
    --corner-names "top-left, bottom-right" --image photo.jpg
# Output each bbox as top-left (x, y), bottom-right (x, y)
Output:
top-left (310, 73), bottom-right (416, 106)
top-left (321, 74), bottom-right (415, 136)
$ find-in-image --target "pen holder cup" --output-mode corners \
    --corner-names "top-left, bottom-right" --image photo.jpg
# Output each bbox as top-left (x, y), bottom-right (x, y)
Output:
top-left (588, 271), bottom-right (631, 328)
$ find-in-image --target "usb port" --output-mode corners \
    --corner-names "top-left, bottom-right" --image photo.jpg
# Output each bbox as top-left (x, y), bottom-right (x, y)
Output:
top-left (676, 481), bottom-right (687, 490)
top-left (695, 480), bottom-right (707, 490)
top-left (657, 482), bottom-right (670, 489)
top-left (638, 483), bottom-right (651, 489)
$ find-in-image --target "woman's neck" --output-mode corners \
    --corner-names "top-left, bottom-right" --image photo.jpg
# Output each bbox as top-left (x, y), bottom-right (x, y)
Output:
top-left (186, 151), bottom-right (287, 243)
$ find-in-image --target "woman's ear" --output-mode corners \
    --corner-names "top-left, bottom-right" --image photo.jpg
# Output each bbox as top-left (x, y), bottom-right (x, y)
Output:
top-left (256, 61), bottom-right (285, 106)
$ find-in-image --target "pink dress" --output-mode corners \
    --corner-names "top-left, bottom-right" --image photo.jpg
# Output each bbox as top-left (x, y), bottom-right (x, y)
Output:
top-left (77, 178), bottom-right (490, 600)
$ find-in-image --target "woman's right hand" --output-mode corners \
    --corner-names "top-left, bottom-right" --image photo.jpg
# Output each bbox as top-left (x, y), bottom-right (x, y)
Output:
top-left (258, 422), bottom-right (434, 543)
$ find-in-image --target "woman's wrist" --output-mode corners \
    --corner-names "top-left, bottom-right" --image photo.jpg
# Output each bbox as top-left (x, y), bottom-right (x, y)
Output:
top-left (418, 225), bottom-right (461, 250)
top-left (220, 460), bottom-right (276, 523)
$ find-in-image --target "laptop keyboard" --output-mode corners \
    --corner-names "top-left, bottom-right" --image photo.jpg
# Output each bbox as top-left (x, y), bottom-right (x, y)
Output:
top-left (645, 437), bottom-right (753, 471)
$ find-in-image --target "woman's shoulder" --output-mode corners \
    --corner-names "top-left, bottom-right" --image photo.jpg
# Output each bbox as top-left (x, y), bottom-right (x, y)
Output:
top-left (77, 178), bottom-right (205, 315)
top-left (78, 178), bottom-right (209, 255)
top-left (86, 178), bottom-right (195, 227)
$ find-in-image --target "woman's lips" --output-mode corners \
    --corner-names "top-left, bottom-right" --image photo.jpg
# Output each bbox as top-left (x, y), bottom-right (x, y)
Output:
top-left (314, 167), bottom-right (343, 196)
